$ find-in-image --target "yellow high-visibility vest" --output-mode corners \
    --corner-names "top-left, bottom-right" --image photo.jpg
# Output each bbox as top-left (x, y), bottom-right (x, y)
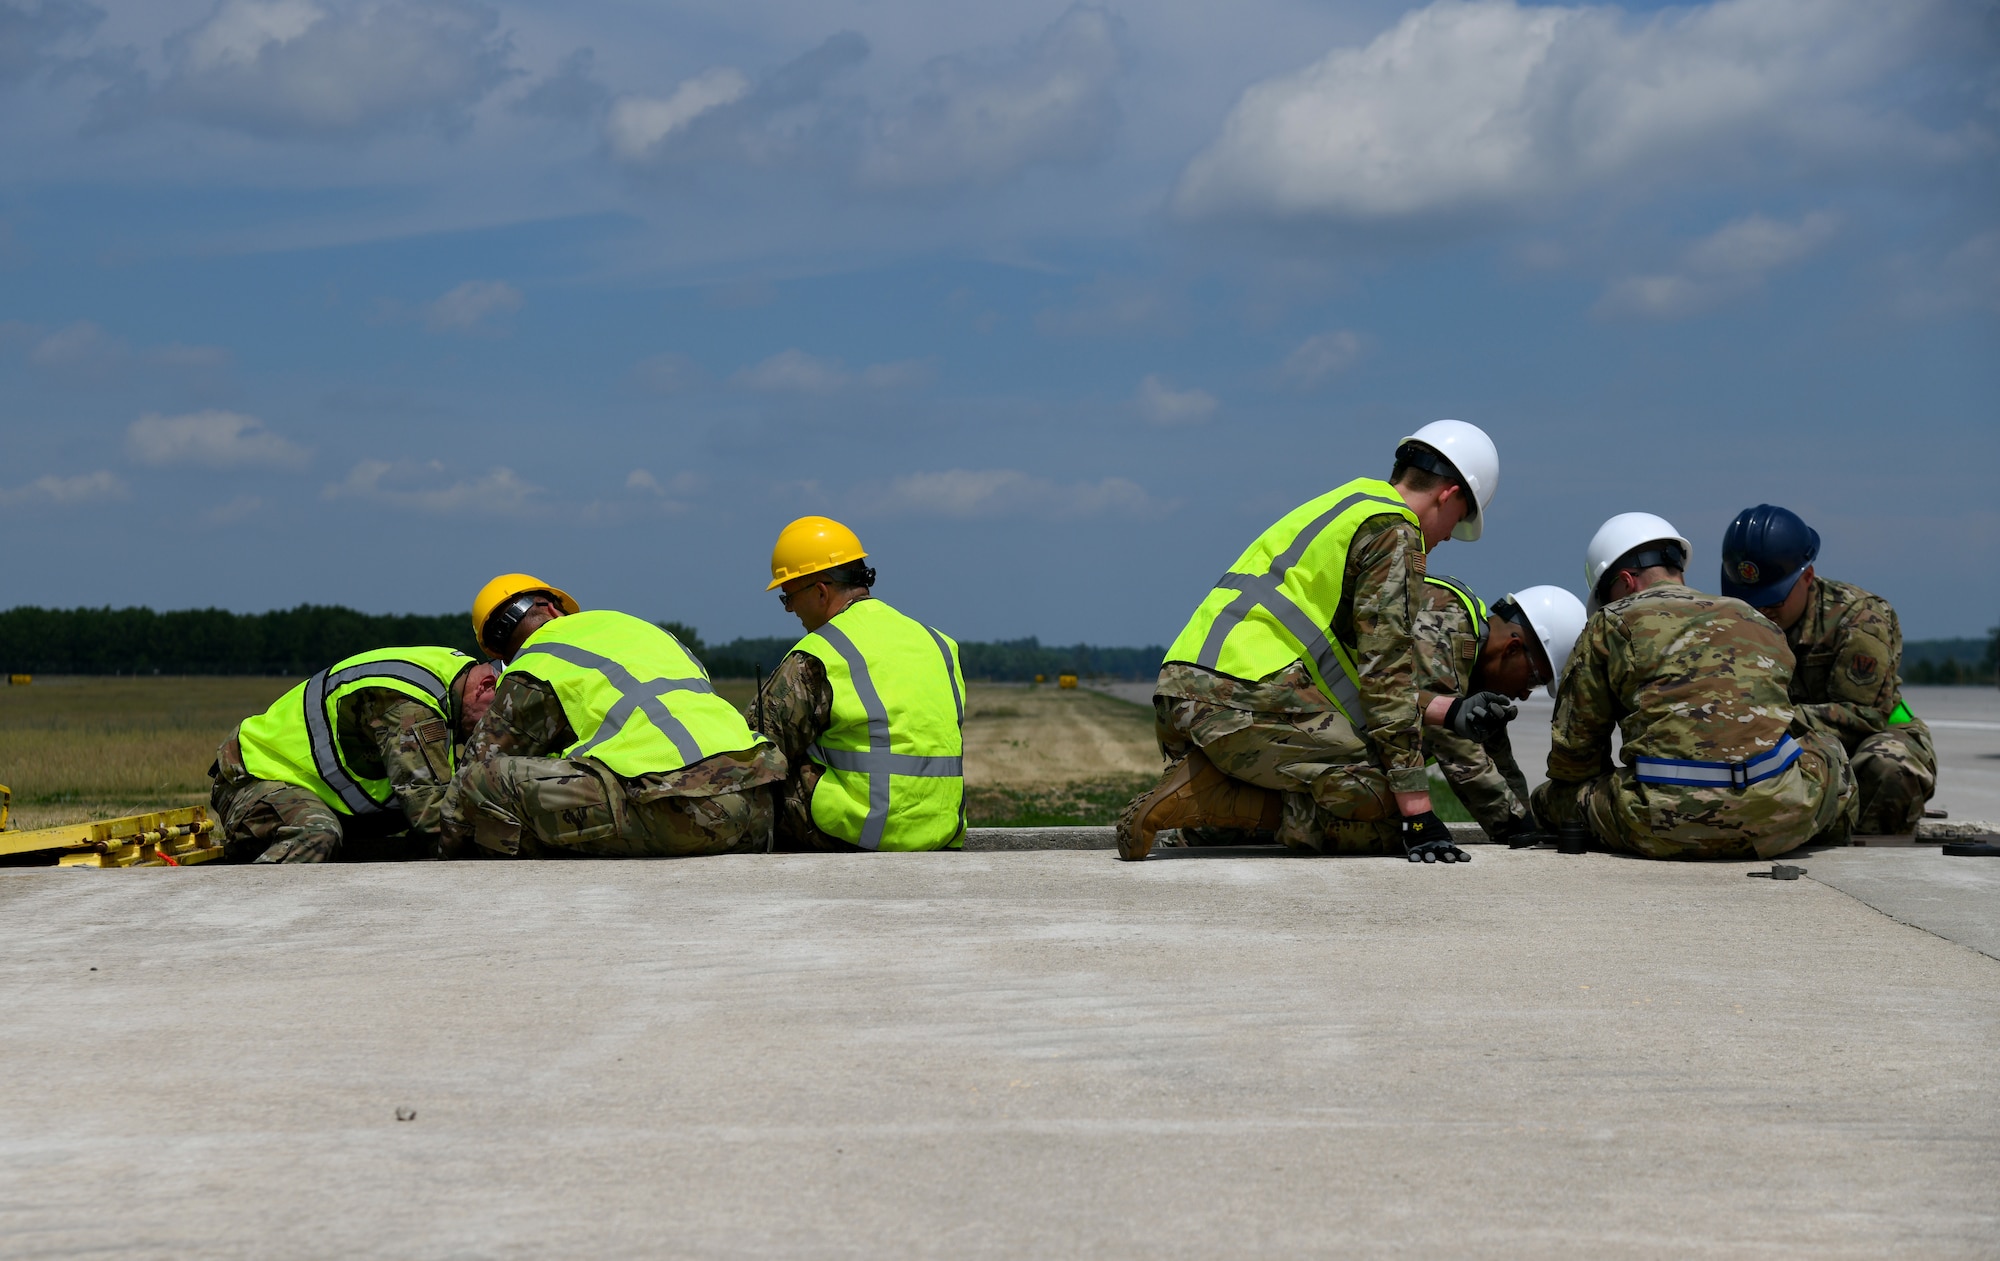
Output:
top-left (238, 646), bottom-right (473, 815)
top-left (510, 610), bottom-right (762, 777)
top-left (1165, 478), bottom-right (1419, 723)
top-left (794, 599), bottom-right (965, 851)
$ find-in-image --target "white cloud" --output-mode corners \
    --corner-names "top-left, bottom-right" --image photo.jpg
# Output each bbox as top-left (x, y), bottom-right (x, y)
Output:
top-left (1135, 375), bottom-right (1217, 426)
top-left (582, 467), bottom-right (699, 520)
top-left (200, 494), bottom-right (264, 526)
top-left (632, 351), bottom-right (698, 394)
top-left (1176, 0), bottom-right (1965, 225)
top-left (733, 349), bottom-right (932, 394)
top-left (1596, 210), bottom-right (1839, 319)
top-left (29, 320), bottom-right (122, 370)
top-left (604, 8), bottom-right (1124, 192)
top-left (602, 33), bottom-right (864, 171)
top-left (423, 280), bottom-right (522, 332)
top-left (864, 468), bottom-right (1165, 519)
top-left (1035, 275), bottom-right (1182, 338)
top-left (321, 459), bottom-right (542, 515)
top-left (158, 0), bottom-right (517, 140)
top-left (1282, 330), bottom-right (1366, 386)
top-left (1888, 230), bottom-right (2000, 319)
top-left (148, 342), bottom-right (232, 370)
top-left (0, 0), bottom-right (99, 86)
top-left (514, 47), bottom-right (610, 123)
top-left (126, 410), bottom-right (311, 469)
top-left (1684, 212), bottom-right (1840, 274)
top-left (860, 5), bottom-right (1125, 190)
top-left (606, 68), bottom-right (751, 162)
top-left (0, 470), bottom-right (128, 507)
top-left (735, 349), bottom-right (846, 393)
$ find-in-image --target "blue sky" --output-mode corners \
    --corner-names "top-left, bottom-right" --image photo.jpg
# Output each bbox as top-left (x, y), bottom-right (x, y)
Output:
top-left (2, 0), bottom-right (1995, 645)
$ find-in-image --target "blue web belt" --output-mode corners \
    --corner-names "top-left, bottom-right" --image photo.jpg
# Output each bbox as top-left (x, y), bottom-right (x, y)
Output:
top-left (1631, 735), bottom-right (1804, 789)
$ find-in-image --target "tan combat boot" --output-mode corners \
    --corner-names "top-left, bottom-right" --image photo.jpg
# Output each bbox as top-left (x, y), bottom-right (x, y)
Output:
top-left (1115, 750), bottom-right (1283, 861)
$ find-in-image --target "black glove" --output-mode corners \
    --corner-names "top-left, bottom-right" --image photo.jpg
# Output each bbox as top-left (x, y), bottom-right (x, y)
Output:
top-left (1490, 815), bottom-right (1557, 849)
top-left (1400, 811), bottom-right (1470, 863)
top-left (1444, 691), bottom-right (1518, 743)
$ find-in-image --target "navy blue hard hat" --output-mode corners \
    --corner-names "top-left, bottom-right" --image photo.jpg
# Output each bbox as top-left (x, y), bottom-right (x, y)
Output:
top-left (1719, 504), bottom-right (1820, 606)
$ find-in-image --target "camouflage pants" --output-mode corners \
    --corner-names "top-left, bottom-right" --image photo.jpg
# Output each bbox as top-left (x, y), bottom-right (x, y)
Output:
top-left (1851, 726), bottom-right (1936, 835)
top-left (1153, 696), bottom-right (1402, 854)
top-left (209, 735), bottom-right (343, 863)
top-left (1529, 727), bottom-right (1856, 860)
top-left (210, 773), bottom-right (344, 863)
top-left (445, 756), bottom-right (773, 859)
top-left (772, 762), bottom-right (861, 852)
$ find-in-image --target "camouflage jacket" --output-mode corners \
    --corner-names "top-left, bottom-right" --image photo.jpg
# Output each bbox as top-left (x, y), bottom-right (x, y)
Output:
top-left (463, 671), bottom-right (785, 800)
top-left (1549, 580), bottom-right (1804, 794)
top-left (1784, 576), bottom-right (1924, 753)
top-left (219, 688), bottom-right (456, 833)
top-left (750, 650), bottom-right (833, 776)
top-left (1411, 577), bottom-right (1530, 832)
top-left (1158, 512), bottom-right (1429, 795)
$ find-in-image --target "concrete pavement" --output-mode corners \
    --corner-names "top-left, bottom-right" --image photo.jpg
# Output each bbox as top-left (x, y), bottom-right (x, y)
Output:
top-left (3, 850), bottom-right (1996, 1259)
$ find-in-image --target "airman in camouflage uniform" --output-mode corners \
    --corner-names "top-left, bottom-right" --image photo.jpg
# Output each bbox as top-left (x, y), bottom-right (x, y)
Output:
top-left (442, 666), bottom-right (782, 859)
top-left (209, 665), bottom-right (492, 863)
top-left (1150, 508), bottom-right (1423, 854)
top-left (751, 650), bottom-right (852, 850)
top-left (1777, 577), bottom-right (1935, 833)
top-left (1718, 504), bottom-right (1935, 835)
top-left (1142, 425), bottom-right (1497, 861)
top-left (1411, 577), bottom-right (1535, 839)
top-left (1531, 581), bottom-right (1854, 860)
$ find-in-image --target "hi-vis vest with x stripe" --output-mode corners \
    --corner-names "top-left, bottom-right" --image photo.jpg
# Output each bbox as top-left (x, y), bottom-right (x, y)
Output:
top-left (1165, 478), bottom-right (1420, 723)
top-left (238, 646), bottom-right (473, 816)
top-left (795, 598), bottom-right (966, 852)
top-left (1424, 574), bottom-right (1488, 639)
top-left (511, 610), bottom-right (760, 777)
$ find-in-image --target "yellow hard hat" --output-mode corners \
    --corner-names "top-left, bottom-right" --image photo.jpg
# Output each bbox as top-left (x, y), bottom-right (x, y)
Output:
top-left (471, 573), bottom-right (579, 656)
top-left (768, 516), bottom-right (868, 590)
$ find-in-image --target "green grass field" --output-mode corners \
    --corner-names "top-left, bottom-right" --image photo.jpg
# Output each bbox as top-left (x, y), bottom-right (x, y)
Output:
top-left (0, 676), bottom-right (1469, 832)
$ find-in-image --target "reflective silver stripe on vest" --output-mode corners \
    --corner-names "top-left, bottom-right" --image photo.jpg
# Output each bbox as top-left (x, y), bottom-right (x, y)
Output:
top-left (511, 642), bottom-right (714, 765)
top-left (809, 745), bottom-right (964, 777)
top-left (1426, 574), bottom-right (1485, 636)
top-left (925, 625), bottom-right (964, 725)
top-left (817, 618), bottom-right (974, 852)
top-left (923, 623), bottom-right (967, 840)
top-left (1193, 490), bottom-right (1405, 724)
top-left (302, 660), bottom-right (453, 815)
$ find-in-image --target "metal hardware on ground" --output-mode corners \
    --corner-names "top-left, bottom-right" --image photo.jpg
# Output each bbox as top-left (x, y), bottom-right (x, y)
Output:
top-left (0, 806), bottom-right (223, 866)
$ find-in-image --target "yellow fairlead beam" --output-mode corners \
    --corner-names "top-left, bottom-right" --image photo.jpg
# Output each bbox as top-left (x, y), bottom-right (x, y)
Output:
top-left (0, 804), bottom-right (224, 867)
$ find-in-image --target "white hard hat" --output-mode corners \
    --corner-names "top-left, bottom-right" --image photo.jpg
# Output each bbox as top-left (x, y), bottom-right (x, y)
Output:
top-left (1504, 585), bottom-right (1588, 699)
top-left (1584, 513), bottom-right (1693, 612)
top-left (1398, 419), bottom-right (1498, 542)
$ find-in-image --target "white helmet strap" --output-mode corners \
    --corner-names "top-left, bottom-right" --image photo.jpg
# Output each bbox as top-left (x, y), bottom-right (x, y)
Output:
top-left (1596, 543), bottom-right (1686, 602)
top-left (1395, 442), bottom-right (1473, 517)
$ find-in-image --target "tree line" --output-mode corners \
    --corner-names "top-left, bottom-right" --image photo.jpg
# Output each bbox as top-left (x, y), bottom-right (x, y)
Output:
top-left (662, 624), bottom-right (1166, 682)
top-left (1, 606), bottom-right (1168, 682)
top-left (1902, 634), bottom-right (2000, 686)
top-left (15, 603), bottom-right (1980, 686)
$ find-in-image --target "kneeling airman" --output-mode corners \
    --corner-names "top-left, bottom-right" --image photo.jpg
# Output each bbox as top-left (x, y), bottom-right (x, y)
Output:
top-left (441, 574), bottom-right (785, 858)
top-left (1531, 514), bottom-right (1855, 859)
top-left (211, 644), bottom-right (496, 862)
